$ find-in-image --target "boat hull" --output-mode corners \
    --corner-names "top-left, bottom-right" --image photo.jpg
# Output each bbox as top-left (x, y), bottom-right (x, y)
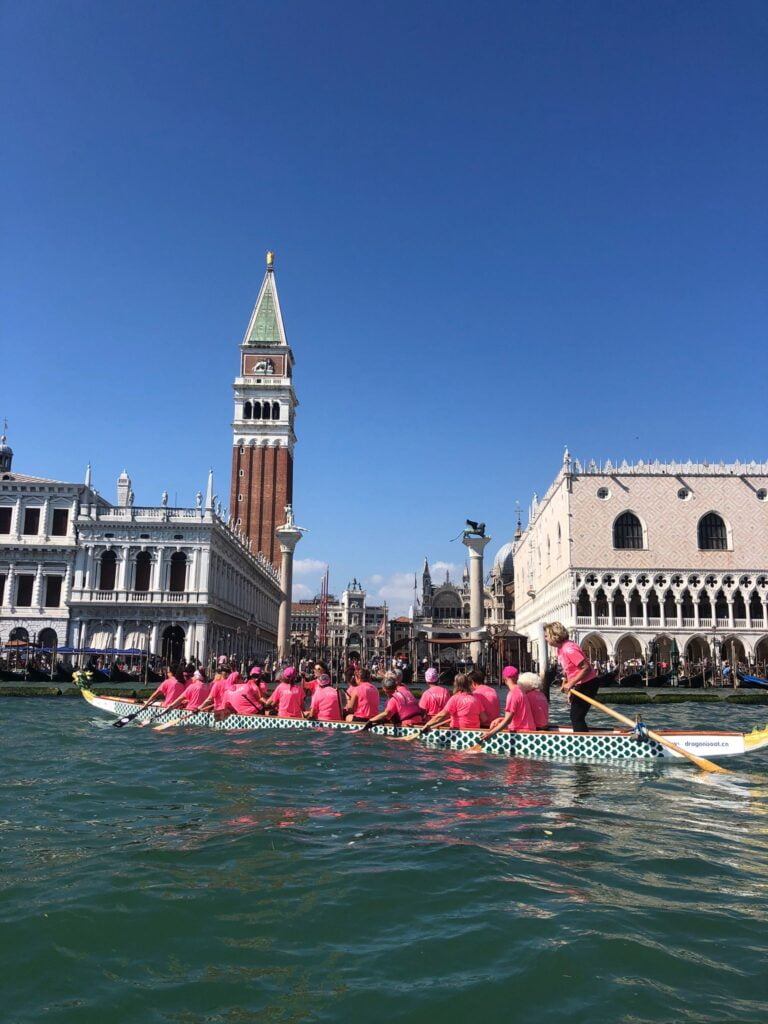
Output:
top-left (81, 690), bottom-right (768, 763)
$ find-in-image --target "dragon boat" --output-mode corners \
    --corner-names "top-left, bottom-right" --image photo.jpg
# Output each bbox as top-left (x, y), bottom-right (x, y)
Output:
top-left (80, 689), bottom-right (768, 765)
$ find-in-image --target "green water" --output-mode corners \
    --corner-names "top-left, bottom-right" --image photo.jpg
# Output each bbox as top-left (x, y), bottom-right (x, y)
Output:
top-left (2, 699), bottom-right (767, 1023)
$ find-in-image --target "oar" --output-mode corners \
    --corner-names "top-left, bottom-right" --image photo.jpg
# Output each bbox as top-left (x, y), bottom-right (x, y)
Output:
top-left (570, 689), bottom-right (730, 774)
top-left (153, 709), bottom-right (198, 732)
top-left (113, 709), bottom-right (144, 728)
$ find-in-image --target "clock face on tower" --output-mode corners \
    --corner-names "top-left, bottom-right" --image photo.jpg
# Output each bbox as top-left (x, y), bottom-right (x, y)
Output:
top-left (243, 354), bottom-right (285, 377)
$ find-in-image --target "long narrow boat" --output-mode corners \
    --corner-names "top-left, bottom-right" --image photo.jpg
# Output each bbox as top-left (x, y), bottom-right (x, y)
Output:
top-left (80, 689), bottom-right (768, 765)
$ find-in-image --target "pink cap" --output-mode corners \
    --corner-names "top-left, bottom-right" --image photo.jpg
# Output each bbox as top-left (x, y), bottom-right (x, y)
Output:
top-left (282, 666), bottom-right (297, 681)
top-left (425, 668), bottom-right (439, 683)
top-left (249, 666), bottom-right (262, 677)
top-left (502, 665), bottom-right (519, 680)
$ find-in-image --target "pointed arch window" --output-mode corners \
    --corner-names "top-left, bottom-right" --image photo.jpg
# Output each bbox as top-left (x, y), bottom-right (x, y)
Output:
top-left (613, 512), bottom-right (643, 549)
top-left (698, 512), bottom-right (727, 550)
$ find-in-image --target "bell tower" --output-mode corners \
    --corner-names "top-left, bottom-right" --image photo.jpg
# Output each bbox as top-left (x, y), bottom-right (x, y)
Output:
top-left (230, 252), bottom-right (298, 570)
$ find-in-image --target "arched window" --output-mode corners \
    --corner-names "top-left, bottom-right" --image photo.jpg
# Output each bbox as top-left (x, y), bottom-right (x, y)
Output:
top-left (99, 550), bottom-right (117, 591)
top-left (613, 512), bottom-right (643, 549)
top-left (252, 401), bottom-right (262, 420)
top-left (169, 552), bottom-right (187, 592)
top-left (243, 401), bottom-right (252, 420)
top-left (272, 401), bottom-right (280, 420)
top-left (576, 588), bottom-right (590, 616)
top-left (262, 402), bottom-right (271, 420)
top-left (698, 512), bottom-right (727, 550)
top-left (135, 551), bottom-right (152, 592)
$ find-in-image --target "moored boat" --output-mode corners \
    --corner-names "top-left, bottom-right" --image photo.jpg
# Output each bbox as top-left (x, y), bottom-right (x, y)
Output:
top-left (80, 689), bottom-right (768, 765)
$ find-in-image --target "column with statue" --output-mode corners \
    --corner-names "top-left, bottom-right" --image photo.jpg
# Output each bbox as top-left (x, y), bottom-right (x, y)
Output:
top-left (275, 506), bottom-right (306, 663)
top-left (462, 520), bottom-right (491, 666)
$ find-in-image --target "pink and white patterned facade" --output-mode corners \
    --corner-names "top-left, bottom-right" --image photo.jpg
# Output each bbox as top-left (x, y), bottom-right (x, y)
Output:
top-left (513, 452), bottom-right (768, 672)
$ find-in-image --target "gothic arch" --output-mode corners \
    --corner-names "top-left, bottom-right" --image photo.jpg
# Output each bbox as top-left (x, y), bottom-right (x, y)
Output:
top-left (613, 511), bottom-right (646, 549)
top-left (697, 511), bottom-right (730, 550)
top-left (581, 632), bottom-right (607, 664)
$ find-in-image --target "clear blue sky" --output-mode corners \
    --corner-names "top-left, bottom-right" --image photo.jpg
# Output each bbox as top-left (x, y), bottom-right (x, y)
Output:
top-left (2, 1), bottom-right (766, 612)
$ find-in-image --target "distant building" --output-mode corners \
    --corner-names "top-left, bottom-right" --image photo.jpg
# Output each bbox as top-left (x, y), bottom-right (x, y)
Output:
top-left (290, 579), bottom-right (387, 665)
top-left (513, 451), bottom-right (768, 675)
top-left (230, 253), bottom-right (297, 571)
top-left (0, 446), bottom-right (282, 667)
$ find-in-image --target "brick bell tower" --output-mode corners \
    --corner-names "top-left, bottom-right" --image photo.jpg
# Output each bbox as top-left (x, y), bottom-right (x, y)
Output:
top-left (230, 251), bottom-right (297, 570)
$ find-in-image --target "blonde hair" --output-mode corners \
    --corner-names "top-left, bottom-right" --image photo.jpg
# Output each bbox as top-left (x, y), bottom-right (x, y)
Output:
top-left (517, 672), bottom-right (544, 692)
top-left (543, 621), bottom-right (569, 645)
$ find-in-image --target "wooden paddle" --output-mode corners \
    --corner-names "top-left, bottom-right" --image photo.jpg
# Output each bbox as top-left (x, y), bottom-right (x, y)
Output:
top-left (569, 688), bottom-right (730, 774)
top-left (154, 710), bottom-right (197, 732)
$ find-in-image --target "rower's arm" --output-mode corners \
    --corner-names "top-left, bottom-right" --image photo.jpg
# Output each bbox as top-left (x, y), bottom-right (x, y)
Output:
top-left (477, 712), bottom-right (513, 744)
top-left (422, 709), bottom-right (449, 732)
top-left (138, 688), bottom-right (163, 711)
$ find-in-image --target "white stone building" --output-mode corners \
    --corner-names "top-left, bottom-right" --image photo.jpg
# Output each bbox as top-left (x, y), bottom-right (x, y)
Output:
top-left (513, 451), bottom-right (768, 676)
top-left (0, 434), bottom-right (109, 652)
top-left (1, 436), bottom-right (282, 666)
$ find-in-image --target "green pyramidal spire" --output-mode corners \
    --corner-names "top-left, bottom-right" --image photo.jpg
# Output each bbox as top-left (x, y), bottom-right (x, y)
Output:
top-left (244, 251), bottom-right (287, 345)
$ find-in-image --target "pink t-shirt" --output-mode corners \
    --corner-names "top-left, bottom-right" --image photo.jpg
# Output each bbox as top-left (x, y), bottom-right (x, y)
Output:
top-left (504, 686), bottom-right (536, 730)
top-left (208, 677), bottom-right (232, 711)
top-left (527, 690), bottom-right (549, 728)
top-left (443, 692), bottom-right (483, 729)
top-left (311, 683), bottom-right (342, 721)
top-left (384, 687), bottom-right (423, 723)
top-left (272, 681), bottom-right (304, 718)
top-left (473, 684), bottom-right (501, 725)
top-left (159, 678), bottom-right (186, 706)
top-left (419, 684), bottom-right (449, 717)
top-left (182, 680), bottom-right (211, 710)
top-left (226, 681), bottom-right (264, 715)
top-left (352, 682), bottom-right (380, 719)
top-left (558, 640), bottom-right (598, 684)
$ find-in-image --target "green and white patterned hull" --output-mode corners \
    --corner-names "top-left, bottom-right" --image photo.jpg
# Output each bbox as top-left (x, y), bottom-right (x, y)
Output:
top-left (81, 690), bottom-right (768, 765)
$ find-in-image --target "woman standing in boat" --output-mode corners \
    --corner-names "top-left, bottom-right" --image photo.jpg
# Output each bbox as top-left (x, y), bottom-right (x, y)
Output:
top-left (544, 621), bottom-right (599, 732)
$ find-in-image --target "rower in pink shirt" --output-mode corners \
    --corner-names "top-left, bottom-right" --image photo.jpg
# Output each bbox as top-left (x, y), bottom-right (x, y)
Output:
top-left (419, 673), bottom-right (482, 732)
top-left (306, 675), bottom-right (342, 721)
top-left (264, 667), bottom-right (305, 719)
top-left (364, 673), bottom-right (424, 728)
top-left (225, 676), bottom-right (265, 715)
top-left (134, 666), bottom-right (188, 715)
top-left (198, 669), bottom-right (232, 715)
top-left (517, 672), bottom-right (550, 729)
top-left (419, 667), bottom-right (449, 718)
top-left (475, 665), bottom-right (536, 747)
top-left (248, 665), bottom-right (269, 697)
top-left (469, 669), bottom-right (501, 726)
top-left (161, 670), bottom-right (211, 714)
top-left (344, 667), bottom-right (380, 721)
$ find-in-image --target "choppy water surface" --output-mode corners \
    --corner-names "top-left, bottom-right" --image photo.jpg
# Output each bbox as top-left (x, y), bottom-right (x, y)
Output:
top-left (2, 698), bottom-right (768, 1023)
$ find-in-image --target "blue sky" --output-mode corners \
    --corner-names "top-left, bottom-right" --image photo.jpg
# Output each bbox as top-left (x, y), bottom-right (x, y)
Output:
top-left (2, 1), bottom-right (766, 612)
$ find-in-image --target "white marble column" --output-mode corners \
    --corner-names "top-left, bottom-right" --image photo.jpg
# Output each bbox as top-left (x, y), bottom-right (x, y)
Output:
top-left (275, 507), bottom-right (305, 662)
top-left (462, 532), bottom-right (491, 665)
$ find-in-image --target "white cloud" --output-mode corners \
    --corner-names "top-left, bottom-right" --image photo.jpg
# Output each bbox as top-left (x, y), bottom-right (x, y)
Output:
top-left (367, 572), bottom-right (419, 616)
top-left (294, 558), bottom-right (328, 576)
top-left (370, 573), bottom-right (383, 585)
top-left (292, 582), bottom-right (313, 599)
top-left (431, 561), bottom-right (459, 579)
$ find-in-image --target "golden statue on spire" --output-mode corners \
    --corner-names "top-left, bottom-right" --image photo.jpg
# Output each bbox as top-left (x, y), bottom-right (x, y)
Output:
top-left (266, 250), bottom-right (275, 271)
